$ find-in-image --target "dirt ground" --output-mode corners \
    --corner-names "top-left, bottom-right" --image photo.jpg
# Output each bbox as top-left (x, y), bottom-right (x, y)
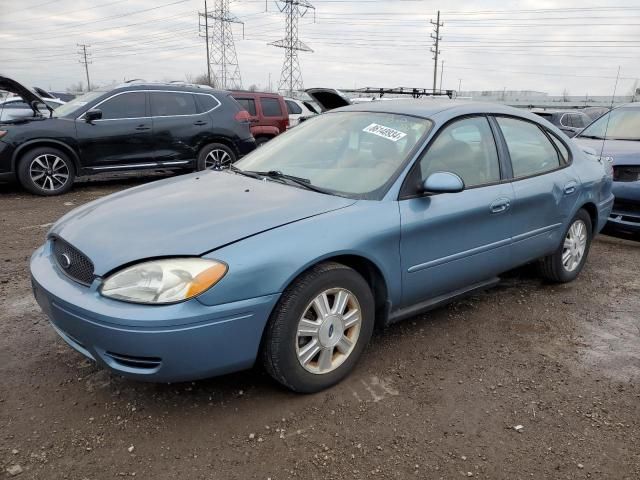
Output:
top-left (1, 174), bottom-right (639, 480)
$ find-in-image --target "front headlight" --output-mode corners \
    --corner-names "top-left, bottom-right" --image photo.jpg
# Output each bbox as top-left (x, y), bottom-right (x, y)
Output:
top-left (100, 258), bottom-right (227, 304)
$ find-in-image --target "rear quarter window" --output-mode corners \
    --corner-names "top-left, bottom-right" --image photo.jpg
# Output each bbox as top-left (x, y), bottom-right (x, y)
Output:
top-left (194, 94), bottom-right (220, 113)
top-left (260, 97), bottom-right (283, 117)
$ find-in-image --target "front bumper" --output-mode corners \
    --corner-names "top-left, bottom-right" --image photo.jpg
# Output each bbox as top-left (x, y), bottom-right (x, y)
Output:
top-left (30, 243), bottom-right (279, 382)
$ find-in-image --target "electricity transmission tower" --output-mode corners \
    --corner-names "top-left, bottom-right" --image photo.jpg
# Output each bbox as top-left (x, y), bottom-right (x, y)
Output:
top-left (199, 0), bottom-right (244, 89)
top-left (430, 10), bottom-right (443, 92)
top-left (77, 44), bottom-right (92, 92)
top-left (269, 0), bottom-right (315, 97)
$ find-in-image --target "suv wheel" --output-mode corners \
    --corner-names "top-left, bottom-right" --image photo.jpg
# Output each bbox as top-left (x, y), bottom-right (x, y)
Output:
top-left (17, 147), bottom-right (75, 196)
top-left (196, 143), bottom-right (236, 170)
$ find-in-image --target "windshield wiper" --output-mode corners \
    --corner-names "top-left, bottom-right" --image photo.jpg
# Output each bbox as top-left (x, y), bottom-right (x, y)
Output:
top-left (253, 170), bottom-right (333, 195)
top-left (579, 135), bottom-right (605, 140)
top-left (227, 164), bottom-right (263, 179)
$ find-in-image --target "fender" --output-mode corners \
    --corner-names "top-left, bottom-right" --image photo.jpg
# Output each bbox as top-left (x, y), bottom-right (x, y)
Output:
top-left (12, 139), bottom-right (81, 172)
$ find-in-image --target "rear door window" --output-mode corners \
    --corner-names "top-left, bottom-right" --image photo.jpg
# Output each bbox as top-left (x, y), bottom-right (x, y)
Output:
top-left (497, 117), bottom-right (561, 178)
top-left (150, 92), bottom-right (197, 117)
top-left (260, 97), bottom-right (283, 117)
top-left (98, 92), bottom-right (146, 120)
top-left (234, 97), bottom-right (256, 116)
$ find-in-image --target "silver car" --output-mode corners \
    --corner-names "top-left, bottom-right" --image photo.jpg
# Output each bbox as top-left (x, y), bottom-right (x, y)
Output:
top-left (0, 96), bottom-right (64, 122)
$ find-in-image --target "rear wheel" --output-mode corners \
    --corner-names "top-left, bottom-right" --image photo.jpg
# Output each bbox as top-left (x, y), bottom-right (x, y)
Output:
top-left (196, 143), bottom-right (236, 170)
top-left (539, 209), bottom-right (592, 283)
top-left (17, 147), bottom-right (75, 196)
top-left (262, 262), bottom-right (374, 393)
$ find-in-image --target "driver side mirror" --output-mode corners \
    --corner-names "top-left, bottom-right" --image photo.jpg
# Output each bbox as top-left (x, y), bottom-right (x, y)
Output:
top-left (421, 171), bottom-right (465, 195)
top-left (85, 109), bottom-right (102, 123)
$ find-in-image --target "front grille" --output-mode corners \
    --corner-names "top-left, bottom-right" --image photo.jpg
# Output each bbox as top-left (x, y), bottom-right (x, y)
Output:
top-left (613, 165), bottom-right (640, 182)
top-left (52, 237), bottom-right (95, 286)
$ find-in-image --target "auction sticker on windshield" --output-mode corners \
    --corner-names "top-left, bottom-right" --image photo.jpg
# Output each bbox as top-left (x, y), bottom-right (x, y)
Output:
top-left (363, 123), bottom-right (407, 142)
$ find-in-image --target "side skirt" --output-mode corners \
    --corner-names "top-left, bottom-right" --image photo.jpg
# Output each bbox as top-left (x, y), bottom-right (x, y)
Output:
top-left (386, 277), bottom-right (501, 325)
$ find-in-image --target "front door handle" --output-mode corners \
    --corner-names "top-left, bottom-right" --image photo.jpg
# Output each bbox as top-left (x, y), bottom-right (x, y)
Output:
top-left (193, 120), bottom-right (207, 126)
top-left (135, 125), bottom-right (150, 131)
top-left (564, 181), bottom-right (578, 195)
top-left (490, 198), bottom-right (511, 214)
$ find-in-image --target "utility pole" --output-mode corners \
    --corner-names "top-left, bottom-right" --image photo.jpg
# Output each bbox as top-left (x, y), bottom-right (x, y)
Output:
top-left (458, 78), bottom-right (462, 92)
top-left (269, 0), bottom-right (315, 97)
top-left (77, 44), bottom-right (92, 92)
top-left (199, 0), bottom-right (244, 89)
top-left (430, 10), bottom-right (443, 92)
top-left (439, 60), bottom-right (444, 91)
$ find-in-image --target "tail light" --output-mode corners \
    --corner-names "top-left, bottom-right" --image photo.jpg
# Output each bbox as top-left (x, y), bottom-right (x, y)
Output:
top-left (235, 110), bottom-right (251, 122)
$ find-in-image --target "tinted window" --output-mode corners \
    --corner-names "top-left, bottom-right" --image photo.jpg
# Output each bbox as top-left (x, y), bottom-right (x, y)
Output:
top-left (194, 94), bottom-right (219, 113)
top-left (285, 99), bottom-right (302, 115)
top-left (150, 92), bottom-right (197, 117)
top-left (497, 117), bottom-right (561, 178)
top-left (261, 97), bottom-right (282, 117)
top-left (418, 116), bottom-right (500, 187)
top-left (98, 92), bottom-right (146, 120)
top-left (303, 101), bottom-right (320, 114)
top-left (235, 97), bottom-right (256, 116)
top-left (572, 114), bottom-right (589, 128)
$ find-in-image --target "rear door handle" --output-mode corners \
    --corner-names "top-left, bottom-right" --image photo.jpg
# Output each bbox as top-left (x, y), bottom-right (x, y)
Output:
top-left (490, 198), bottom-right (511, 214)
top-left (193, 120), bottom-right (207, 126)
top-left (135, 125), bottom-right (150, 131)
top-left (564, 181), bottom-right (578, 195)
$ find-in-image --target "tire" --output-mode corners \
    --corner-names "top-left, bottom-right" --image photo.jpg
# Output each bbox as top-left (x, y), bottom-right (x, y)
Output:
top-left (539, 209), bottom-right (593, 283)
top-left (17, 147), bottom-right (76, 196)
top-left (262, 262), bottom-right (375, 393)
top-left (255, 136), bottom-right (271, 147)
top-left (196, 143), bottom-right (236, 171)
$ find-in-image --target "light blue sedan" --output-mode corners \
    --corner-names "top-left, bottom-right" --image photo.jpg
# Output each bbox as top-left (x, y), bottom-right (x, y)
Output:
top-left (31, 101), bottom-right (614, 392)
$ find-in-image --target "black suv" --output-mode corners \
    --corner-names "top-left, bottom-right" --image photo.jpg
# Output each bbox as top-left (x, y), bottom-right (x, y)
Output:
top-left (0, 77), bottom-right (256, 195)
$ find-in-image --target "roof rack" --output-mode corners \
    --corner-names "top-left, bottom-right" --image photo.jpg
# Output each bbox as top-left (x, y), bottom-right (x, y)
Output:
top-left (341, 87), bottom-right (455, 99)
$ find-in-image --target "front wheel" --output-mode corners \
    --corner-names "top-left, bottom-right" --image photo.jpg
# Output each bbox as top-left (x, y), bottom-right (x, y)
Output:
top-left (17, 147), bottom-right (76, 196)
top-left (262, 262), bottom-right (375, 393)
top-left (196, 143), bottom-right (236, 171)
top-left (539, 209), bottom-right (592, 283)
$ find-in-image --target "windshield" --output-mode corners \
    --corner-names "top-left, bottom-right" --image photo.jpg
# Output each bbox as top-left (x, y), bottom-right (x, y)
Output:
top-left (578, 107), bottom-right (640, 141)
top-left (235, 111), bottom-right (432, 199)
top-left (53, 91), bottom-right (105, 117)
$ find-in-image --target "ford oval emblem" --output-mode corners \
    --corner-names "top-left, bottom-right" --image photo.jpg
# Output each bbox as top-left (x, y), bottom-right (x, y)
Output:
top-left (60, 253), bottom-right (72, 269)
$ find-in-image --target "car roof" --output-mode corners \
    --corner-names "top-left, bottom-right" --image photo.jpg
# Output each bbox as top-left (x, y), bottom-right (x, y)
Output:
top-left (334, 99), bottom-right (543, 122)
top-left (230, 90), bottom-right (282, 98)
top-left (108, 82), bottom-right (229, 95)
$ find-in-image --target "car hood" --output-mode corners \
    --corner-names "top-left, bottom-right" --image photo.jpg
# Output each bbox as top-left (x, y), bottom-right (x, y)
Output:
top-left (573, 137), bottom-right (640, 166)
top-left (50, 171), bottom-right (357, 276)
top-left (0, 75), bottom-right (50, 115)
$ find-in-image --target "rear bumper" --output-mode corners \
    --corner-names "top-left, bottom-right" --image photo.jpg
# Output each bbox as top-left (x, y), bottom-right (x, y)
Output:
top-left (30, 243), bottom-right (279, 382)
top-left (605, 181), bottom-right (640, 235)
top-left (236, 137), bottom-right (257, 157)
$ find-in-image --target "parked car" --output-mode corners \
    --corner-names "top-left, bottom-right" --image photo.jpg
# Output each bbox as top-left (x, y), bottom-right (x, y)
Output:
top-left (574, 103), bottom-right (640, 237)
top-left (0, 96), bottom-right (65, 122)
top-left (31, 100), bottom-right (613, 392)
top-left (531, 109), bottom-right (591, 137)
top-left (284, 97), bottom-right (318, 127)
top-left (582, 106), bottom-right (610, 121)
top-left (0, 76), bottom-right (256, 195)
top-left (231, 91), bottom-right (288, 145)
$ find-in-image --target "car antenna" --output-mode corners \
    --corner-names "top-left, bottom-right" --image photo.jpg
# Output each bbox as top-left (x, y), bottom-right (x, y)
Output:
top-left (598, 66), bottom-right (621, 163)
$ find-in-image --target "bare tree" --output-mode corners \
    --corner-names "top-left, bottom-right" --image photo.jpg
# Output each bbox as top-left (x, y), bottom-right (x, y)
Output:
top-left (247, 84), bottom-right (259, 92)
top-left (562, 88), bottom-right (570, 102)
top-left (186, 73), bottom-right (217, 88)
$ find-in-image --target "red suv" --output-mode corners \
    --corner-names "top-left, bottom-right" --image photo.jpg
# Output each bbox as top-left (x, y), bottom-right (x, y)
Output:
top-left (231, 91), bottom-right (289, 146)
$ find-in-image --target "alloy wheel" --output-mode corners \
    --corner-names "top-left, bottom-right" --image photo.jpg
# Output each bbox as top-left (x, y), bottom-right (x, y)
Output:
top-left (29, 154), bottom-right (70, 192)
top-left (562, 219), bottom-right (587, 272)
top-left (205, 149), bottom-right (232, 169)
top-left (296, 288), bottom-right (362, 375)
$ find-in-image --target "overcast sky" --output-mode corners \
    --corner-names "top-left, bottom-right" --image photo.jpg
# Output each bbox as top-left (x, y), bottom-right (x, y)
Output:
top-left (1, 0), bottom-right (639, 95)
